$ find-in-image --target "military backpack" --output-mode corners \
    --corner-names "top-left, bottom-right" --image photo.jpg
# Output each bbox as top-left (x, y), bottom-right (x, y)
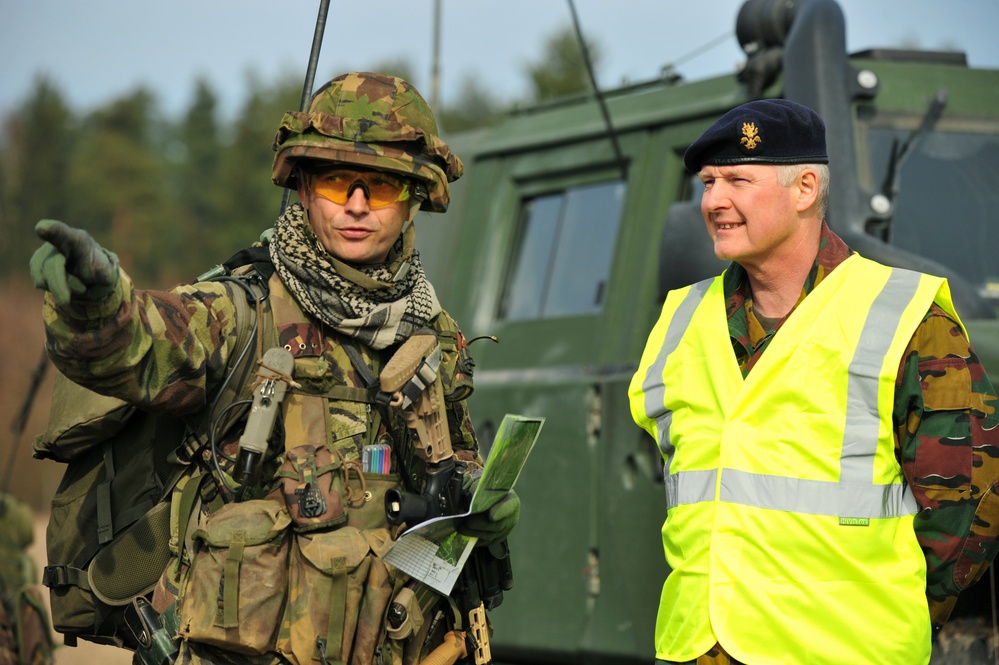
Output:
top-left (32, 247), bottom-right (274, 649)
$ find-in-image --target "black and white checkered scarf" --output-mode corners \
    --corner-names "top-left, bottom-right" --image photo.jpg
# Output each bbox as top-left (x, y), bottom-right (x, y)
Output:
top-left (268, 203), bottom-right (441, 350)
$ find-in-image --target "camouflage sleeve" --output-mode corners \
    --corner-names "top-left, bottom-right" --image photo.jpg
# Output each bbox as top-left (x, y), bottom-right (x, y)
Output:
top-left (896, 304), bottom-right (999, 628)
top-left (42, 266), bottom-right (242, 417)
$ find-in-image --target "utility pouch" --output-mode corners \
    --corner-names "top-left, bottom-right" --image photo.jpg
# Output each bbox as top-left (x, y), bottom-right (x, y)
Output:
top-left (347, 473), bottom-right (399, 531)
top-left (280, 444), bottom-right (347, 533)
top-left (354, 527), bottom-right (405, 664)
top-left (282, 526), bottom-right (371, 665)
top-left (433, 312), bottom-right (475, 403)
top-left (280, 474), bottom-right (406, 665)
top-left (177, 499), bottom-right (291, 655)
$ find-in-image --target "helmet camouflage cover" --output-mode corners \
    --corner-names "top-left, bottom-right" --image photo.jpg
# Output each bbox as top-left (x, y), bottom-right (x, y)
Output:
top-left (272, 71), bottom-right (463, 212)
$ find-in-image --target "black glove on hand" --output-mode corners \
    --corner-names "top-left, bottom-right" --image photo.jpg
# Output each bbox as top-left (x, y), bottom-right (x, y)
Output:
top-left (458, 491), bottom-right (521, 544)
top-left (30, 219), bottom-right (119, 306)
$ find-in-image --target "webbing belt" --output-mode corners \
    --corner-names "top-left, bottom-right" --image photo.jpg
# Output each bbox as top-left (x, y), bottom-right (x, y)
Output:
top-left (292, 384), bottom-right (376, 403)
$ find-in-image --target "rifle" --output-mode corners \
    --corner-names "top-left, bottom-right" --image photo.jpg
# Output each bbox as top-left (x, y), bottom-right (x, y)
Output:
top-left (379, 331), bottom-right (513, 665)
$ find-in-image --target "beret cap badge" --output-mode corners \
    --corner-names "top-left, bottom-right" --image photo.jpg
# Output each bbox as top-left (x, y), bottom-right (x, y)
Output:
top-left (740, 122), bottom-right (761, 152)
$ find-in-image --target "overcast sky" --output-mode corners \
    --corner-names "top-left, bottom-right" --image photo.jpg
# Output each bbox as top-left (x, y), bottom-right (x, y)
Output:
top-left (2, 0), bottom-right (998, 122)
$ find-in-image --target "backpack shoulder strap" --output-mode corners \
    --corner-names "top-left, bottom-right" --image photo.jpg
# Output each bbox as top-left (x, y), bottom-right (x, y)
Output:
top-left (188, 259), bottom-right (277, 448)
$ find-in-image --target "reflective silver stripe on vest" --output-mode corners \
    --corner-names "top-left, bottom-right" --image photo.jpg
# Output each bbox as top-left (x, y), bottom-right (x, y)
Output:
top-left (719, 469), bottom-right (915, 518)
top-left (641, 278), bottom-right (714, 479)
top-left (840, 269), bottom-right (921, 486)
top-left (665, 468), bottom-right (717, 508)
top-left (658, 268), bottom-right (922, 519)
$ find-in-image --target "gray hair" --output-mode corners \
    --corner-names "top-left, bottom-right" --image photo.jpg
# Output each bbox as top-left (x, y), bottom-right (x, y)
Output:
top-left (775, 163), bottom-right (829, 217)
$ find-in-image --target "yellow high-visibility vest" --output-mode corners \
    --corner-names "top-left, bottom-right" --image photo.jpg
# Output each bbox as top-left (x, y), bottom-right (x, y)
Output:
top-left (629, 255), bottom-right (962, 665)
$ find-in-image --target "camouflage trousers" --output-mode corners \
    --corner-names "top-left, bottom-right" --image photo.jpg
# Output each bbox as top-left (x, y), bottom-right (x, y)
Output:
top-left (657, 643), bottom-right (742, 665)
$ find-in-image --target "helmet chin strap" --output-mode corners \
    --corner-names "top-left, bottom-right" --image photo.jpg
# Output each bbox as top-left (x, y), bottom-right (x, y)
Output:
top-left (386, 219), bottom-right (415, 283)
top-left (386, 198), bottom-right (423, 282)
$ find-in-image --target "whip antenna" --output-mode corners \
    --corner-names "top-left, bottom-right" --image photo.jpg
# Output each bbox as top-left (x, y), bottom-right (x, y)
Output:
top-left (280, 0), bottom-right (332, 215)
top-left (566, 0), bottom-right (627, 180)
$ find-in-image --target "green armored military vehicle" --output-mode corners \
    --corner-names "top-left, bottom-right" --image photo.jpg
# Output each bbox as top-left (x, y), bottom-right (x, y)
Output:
top-left (417, 0), bottom-right (999, 662)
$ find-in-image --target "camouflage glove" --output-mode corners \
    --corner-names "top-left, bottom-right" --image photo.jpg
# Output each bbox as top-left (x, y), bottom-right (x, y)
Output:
top-left (458, 490), bottom-right (520, 545)
top-left (30, 219), bottom-right (119, 306)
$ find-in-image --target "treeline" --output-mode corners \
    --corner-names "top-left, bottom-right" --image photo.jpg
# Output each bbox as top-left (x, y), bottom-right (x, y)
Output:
top-left (0, 27), bottom-right (598, 286)
top-left (0, 74), bottom-right (306, 286)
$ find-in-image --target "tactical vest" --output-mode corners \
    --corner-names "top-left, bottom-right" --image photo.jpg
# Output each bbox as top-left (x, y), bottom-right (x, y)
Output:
top-left (163, 271), bottom-right (473, 665)
top-left (629, 256), bottom-right (961, 665)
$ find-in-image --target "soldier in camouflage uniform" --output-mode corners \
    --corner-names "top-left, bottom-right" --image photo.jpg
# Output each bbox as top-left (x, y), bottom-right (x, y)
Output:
top-left (0, 493), bottom-right (54, 665)
top-left (29, 72), bottom-right (519, 665)
top-left (629, 100), bottom-right (999, 665)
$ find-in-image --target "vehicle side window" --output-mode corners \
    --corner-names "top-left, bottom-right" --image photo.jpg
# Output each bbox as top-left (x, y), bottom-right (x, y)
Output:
top-left (500, 180), bottom-right (625, 320)
top-left (865, 125), bottom-right (999, 295)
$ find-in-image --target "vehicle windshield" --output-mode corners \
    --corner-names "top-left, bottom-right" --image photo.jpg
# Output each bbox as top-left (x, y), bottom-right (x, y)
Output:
top-left (863, 118), bottom-right (999, 303)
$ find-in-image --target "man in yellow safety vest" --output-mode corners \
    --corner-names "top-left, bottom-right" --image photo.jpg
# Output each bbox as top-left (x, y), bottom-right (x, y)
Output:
top-left (629, 99), bottom-right (999, 665)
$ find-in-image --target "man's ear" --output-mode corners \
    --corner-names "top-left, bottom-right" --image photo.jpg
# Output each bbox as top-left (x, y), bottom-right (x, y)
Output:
top-left (796, 168), bottom-right (820, 212)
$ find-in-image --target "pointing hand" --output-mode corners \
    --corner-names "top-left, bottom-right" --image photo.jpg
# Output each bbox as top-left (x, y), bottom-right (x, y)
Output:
top-left (30, 219), bottom-right (118, 306)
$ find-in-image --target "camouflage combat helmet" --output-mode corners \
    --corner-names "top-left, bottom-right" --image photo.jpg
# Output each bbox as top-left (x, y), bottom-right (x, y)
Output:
top-left (272, 71), bottom-right (463, 213)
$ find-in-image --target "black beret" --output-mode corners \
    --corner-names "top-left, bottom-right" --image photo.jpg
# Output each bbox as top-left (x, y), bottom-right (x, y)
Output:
top-left (683, 99), bottom-right (829, 173)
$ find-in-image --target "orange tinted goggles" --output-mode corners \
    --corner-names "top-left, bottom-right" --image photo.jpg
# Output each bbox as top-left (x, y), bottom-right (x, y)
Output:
top-left (309, 169), bottom-right (411, 208)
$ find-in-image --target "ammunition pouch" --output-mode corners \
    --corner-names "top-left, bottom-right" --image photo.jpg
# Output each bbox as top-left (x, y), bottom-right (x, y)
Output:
top-left (177, 499), bottom-right (291, 655)
top-left (290, 524), bottom-right (403, 665)
top-left (279, 444), bottom-right (348, 532)
top-left (174, 475), bottom-right (409, 664)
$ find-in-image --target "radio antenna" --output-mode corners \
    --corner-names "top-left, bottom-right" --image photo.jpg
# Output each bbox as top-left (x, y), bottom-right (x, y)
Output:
top-left (280, 0), bottom-right (332, 215)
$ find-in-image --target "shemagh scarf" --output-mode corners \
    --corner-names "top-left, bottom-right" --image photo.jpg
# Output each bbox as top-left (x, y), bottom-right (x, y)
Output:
top-left (268, 203), bottom-right (441, 350)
